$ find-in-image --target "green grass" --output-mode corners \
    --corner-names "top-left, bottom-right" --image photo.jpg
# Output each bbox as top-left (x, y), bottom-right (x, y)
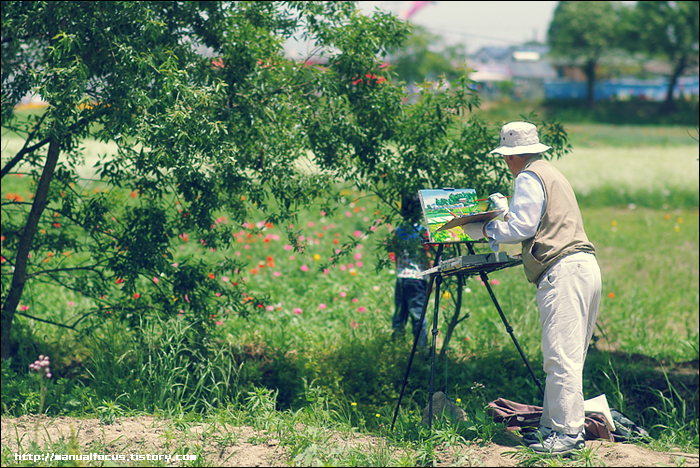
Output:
top-left (1, 121), bottom-right (699, 465)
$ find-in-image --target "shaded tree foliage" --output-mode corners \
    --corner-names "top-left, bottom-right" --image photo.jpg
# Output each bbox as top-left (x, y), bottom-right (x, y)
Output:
top-left (1, 1), bottom-right (570, 360)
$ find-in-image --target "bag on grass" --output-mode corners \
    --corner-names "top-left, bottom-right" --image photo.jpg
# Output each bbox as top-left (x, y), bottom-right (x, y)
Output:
top-left (610, 410), bottom-right (651, 443)
top-left (487, 398), bottom-right (542, 432)
top-left (487, 398), bottom-right (620, 442)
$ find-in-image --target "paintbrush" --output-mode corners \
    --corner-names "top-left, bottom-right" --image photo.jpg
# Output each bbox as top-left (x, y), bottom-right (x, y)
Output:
top-left (475, 195), bottom-right (512, 202)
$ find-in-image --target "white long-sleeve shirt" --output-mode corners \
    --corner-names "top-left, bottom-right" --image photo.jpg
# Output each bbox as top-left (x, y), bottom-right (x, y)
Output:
top-left (484, 172), bottom-right (545, 252)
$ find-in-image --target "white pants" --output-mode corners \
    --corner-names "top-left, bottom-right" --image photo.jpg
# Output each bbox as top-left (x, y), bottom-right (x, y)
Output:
top-left (536, 252), bottom-right (601, 435)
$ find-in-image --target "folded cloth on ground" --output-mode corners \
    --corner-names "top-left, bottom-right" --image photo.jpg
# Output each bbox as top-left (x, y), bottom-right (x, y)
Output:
top-left (487, 398), bottom-right (649, 443)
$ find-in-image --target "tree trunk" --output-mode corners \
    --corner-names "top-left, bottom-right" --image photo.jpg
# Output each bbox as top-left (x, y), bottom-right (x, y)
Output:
top-left (1, 138), bottom-right (61, 360)
top-left (583, 57), bottom-right (597, 108)
top-left (662, 54), bottom-right (687, 114)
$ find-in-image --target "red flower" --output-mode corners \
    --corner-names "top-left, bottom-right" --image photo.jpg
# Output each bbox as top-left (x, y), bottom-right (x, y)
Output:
top-left (351, 73), bottom-right (386, 86)
top-left (5, 193), bottom-right (25, 202)
top-left (133, 293), bottom-right (140, 299)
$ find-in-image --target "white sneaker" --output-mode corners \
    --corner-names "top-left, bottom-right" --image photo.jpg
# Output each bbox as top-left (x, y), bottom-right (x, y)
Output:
top-left (530, 431), bottom-right (585, 455)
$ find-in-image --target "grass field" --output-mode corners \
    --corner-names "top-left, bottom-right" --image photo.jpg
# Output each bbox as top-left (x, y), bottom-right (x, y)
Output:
top-left (1, 121), bottom-right (698, 466)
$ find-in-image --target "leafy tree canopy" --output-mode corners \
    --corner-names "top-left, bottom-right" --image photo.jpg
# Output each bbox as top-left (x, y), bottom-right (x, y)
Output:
top-left (621, 1), bottom-right (700, 110)
top-left (547, 1), bottom-right (621, 106)
top-left (1, 1), bottom-right (570, 359)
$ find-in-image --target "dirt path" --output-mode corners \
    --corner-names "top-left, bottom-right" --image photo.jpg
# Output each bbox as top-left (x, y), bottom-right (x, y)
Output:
top-left (2, 415), bottom-right (698, 467)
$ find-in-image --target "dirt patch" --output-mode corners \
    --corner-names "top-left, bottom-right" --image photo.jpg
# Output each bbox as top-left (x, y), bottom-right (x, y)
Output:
top-left (2, 415), bottom-right (698, 467)
top-left (1, 415), bottom-right (288, 467)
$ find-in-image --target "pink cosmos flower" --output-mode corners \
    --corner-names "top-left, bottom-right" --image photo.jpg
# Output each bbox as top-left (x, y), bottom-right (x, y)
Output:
top-left (356, 261), bottom-right (364, 268)
top-left (215, 321), bottom-right (223, 326)
top-left (357, 306), bottom-right (367, 313)
top-left (340, 292), bottom-right (347, 298)
top-left (266, 305), bottom-right (275, 311)
top-left (354, 253), bottom-right (362, 260)
top-left (353, 230), bottom-right (362, 237)
top-left (273, 271), bottom-right (282, 277)
top-left (222, 276), bottom-right (229, 282)
top-left (284, 244), bottom-right (293, 251)
top-left (350, 319), bottom-right (359, 329)
top-left (300, 265), bottom-right (309, 272)
top-left (293, 307), bottom-right (303, 315)
top-left (490, 279), bottom-right (500, 285)
top-left (319, 303), bottom-right (327, 310)
top-left (68, 301), bottom-right (75, 307)
top-left (352, 298), bottom-right (358, 303)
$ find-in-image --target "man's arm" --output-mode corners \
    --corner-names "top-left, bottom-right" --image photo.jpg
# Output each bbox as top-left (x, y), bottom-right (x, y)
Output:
top-left (484, 172), bottom-right (545, 249)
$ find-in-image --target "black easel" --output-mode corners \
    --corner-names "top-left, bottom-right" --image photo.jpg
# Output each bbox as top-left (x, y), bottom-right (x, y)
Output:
top-left (391, 241), bottom-right (544, 432)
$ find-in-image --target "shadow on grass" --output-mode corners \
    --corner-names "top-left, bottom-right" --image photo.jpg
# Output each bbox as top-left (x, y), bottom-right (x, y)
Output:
top-left (584, 347), bottom-right (699, 432)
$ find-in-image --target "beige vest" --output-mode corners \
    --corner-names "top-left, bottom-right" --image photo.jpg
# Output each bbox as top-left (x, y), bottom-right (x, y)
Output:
top-left (520, 157), bottom-right (595, 285)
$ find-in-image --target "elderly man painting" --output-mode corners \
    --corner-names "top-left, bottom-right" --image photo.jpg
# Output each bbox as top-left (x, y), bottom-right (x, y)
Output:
top-left (463, 121), bottom-right (602, 455)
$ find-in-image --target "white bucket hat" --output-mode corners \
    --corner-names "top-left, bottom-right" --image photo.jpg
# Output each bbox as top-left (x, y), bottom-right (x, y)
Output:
top-left (490, 121), bottom-right (551, 156)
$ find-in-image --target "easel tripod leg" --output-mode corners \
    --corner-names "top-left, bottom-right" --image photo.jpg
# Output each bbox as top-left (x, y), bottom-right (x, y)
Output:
top-left (479, 271), bottom-right (545, 396)
top-left (391, 245), bottom-right (444, 431)
top-left (428, 273), bottom-right (442, 431)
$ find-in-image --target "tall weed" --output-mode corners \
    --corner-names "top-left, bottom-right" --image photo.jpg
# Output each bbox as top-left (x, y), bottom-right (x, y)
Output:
top-left (86, 316), bottom-right (240, 414)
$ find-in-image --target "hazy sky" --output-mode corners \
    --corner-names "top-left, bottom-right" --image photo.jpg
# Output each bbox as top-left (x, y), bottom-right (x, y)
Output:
top-left (357, 1), bottom-right (560, 53)
top-left (284, 1), bottom-right (560, 58)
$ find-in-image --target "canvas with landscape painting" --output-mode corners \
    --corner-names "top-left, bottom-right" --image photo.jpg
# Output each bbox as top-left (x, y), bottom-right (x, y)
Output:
top-left (418, 188), bottom-right (504, 243)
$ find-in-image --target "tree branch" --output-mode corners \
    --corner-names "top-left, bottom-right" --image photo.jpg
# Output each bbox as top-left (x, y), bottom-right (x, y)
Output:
top-left (2, 107), bottom-right (106, 178)
top-left (15, 311), bottom-right (78, 330)
top-left (26, 265), bottom-right (108, 280)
